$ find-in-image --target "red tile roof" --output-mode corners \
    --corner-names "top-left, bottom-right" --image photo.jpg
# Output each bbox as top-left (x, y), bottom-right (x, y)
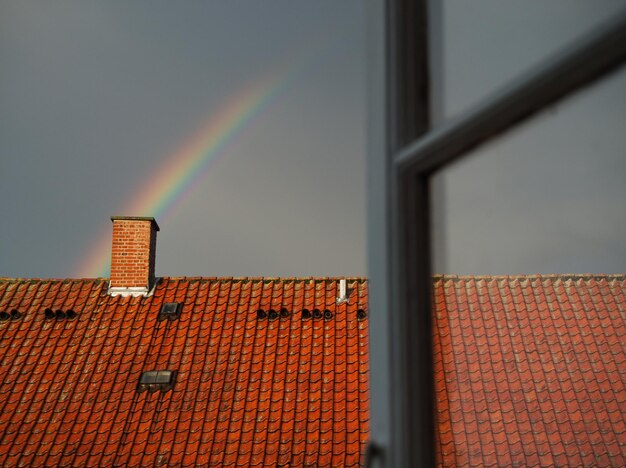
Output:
top-left (1, 274), bottom-right (624, 466)
top-left (433, 275), bottom-right (626, 467)
top-left (0, 277), bottom-right (369, 467)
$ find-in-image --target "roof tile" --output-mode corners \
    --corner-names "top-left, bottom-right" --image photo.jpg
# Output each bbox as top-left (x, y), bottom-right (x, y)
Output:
top-left (2, 274), bottom-right (624, 465)
top-left (0, 277), bottom-right (369, 467)
top-left (433, 275), bottom-right (626, 467)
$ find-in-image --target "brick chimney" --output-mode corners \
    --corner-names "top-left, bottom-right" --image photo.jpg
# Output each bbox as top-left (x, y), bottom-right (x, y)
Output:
top-left (109, 216), bottom-right (160, 297)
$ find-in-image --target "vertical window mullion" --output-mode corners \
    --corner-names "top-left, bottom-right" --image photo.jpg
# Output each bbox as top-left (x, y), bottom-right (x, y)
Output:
top-left (389, 0), bottom-right (434, 463)
top-left (393, 171), bottom-right (435, 466)
top-left (389, 0), bottom-right (431, 149)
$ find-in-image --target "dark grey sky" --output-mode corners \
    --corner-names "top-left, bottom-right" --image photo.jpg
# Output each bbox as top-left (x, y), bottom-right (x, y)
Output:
top-left (431, 1), bottom-right (626, 274)
top-left (1, 1), bottom-right (624, 279)
top-left (1, 1), bottom-right (366, 278)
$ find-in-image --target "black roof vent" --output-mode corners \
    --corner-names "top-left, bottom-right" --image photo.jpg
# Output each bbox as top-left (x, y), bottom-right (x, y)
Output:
top-left (312, 308), bottom-right (322, 319)
top-left (257, 309), bottom-right (267, 319)
top-left (10, 309), bottom-right (22, 321)
top-left (0, 312), bottom-right (9, 322)
top-left (301, 308), bottom-right (311, 319)
top-left (158, 302), bottom-right (182, 321)
top-left (357, 308), bottom-right (367, 320)
top-left (268, 309), bottom-right (278, 321)
top-left (280, 307), bottom-right (290, 318)
top-left (137, 370), bottom-right (177, 393)
top-left (324, 309), bottom-right (333, 320)
top-left (43, 308), bottom-right (76, 321)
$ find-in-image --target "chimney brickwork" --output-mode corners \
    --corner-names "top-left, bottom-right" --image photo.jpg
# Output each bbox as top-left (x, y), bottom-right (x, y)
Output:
top-left (109, 216), bottom-right (159, 295)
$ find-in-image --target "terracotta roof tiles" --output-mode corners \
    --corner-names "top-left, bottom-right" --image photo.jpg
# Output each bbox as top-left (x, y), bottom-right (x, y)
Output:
top-left (1, 274), bottom-right (624, 465)
top-left (433, 275), bottom-right (626, 467)
top-left (0, 277), bottom-right (369, 467)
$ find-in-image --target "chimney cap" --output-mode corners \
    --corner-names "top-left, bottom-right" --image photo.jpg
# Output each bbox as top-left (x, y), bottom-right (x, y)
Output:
top-left (110, 216), bottom-right (160, 231)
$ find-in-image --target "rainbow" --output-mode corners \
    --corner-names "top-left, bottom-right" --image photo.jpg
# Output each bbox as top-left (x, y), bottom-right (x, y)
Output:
top-left (75, 37), bottom-right (335, 278)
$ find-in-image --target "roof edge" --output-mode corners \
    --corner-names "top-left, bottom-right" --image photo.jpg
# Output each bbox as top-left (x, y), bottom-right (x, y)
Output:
top-left (2, 274), bottom-right (624, 284)
top-left (433, 273), bottom-right (626, 281)
top-left (110, 216), bottom-right (160, 231)
top-left (0, 277), bottom-right (108, 283)
top-left (0, 276), bottom-right (369, 283)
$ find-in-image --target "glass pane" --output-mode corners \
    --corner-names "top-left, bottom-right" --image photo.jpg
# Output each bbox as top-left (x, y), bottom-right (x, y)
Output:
top-left (429, 63), bottom-right (625, 467)
top-left (431, 64), bottom-right (626, 274)
top-left (437, 0), bottom-right (625, 121)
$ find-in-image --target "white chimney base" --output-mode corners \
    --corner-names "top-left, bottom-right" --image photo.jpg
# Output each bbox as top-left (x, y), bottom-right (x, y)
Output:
top-left (108, 285), bottom-right (151, 298)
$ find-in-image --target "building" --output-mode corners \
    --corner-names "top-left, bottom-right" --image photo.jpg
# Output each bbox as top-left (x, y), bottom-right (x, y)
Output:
top-left (0, 217), bottom-right (369, 466)
top-left (431, 274), bottom-right (625, 466)
top-left (1, 217), bottom-right (624, 466)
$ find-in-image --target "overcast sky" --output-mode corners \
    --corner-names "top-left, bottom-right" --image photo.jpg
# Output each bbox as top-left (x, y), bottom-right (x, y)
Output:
top-left (431, 1), bottom-right (626, 275)
top-left (1, 1), bottom-right (624, 279)
top-left (1, 1), bottom-right (366, 278)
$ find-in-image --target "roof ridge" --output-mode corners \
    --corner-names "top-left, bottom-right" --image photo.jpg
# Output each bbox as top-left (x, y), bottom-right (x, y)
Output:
top-left (433, 273), bottom-right (626, 280)
top-left (0, 277), bottom-right (107, 283)
top-left (0, 276), bottom-right (370, 285)
top-left (2, 274), bottom-right (624, 283)
top-left (157, 276), bottom-right (368, 281)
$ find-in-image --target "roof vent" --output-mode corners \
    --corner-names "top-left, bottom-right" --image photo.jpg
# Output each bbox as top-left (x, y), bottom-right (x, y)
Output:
top-left (43, 308), bottom-right (78, 321)
top-left (158, 302), bottom-right (182, 321)
top-left (10, 309), bottom-right (22, 320)
top-left (312, 308), bottom-right (322, 319)
top-left (257, 309), bottom-right (267, 319)
top-left (137, 370), bottom-right (177, 393)
top-left (268, 309), bottom-right (279, 321)
top-left (0, 312), bottom-right (10, 322)
top-left (301, 309), bottom-right (311, 319)
top-left (357, 308), bottom-right (367, 320)
top-left (280, 307), bottom-right (290, 318)
top-left (336, 279), bottom-right (349, 304)
top-left (324, 309), bottom-right (333, 320)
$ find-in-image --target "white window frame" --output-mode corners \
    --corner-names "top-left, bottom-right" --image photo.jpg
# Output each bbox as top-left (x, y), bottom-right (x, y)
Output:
top-left (366, 2), bottom-right (626, 466)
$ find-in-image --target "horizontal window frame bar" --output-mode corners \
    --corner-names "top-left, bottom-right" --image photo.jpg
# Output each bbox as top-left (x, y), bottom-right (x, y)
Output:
top-left (394, 9), bottom-right (626, 175)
